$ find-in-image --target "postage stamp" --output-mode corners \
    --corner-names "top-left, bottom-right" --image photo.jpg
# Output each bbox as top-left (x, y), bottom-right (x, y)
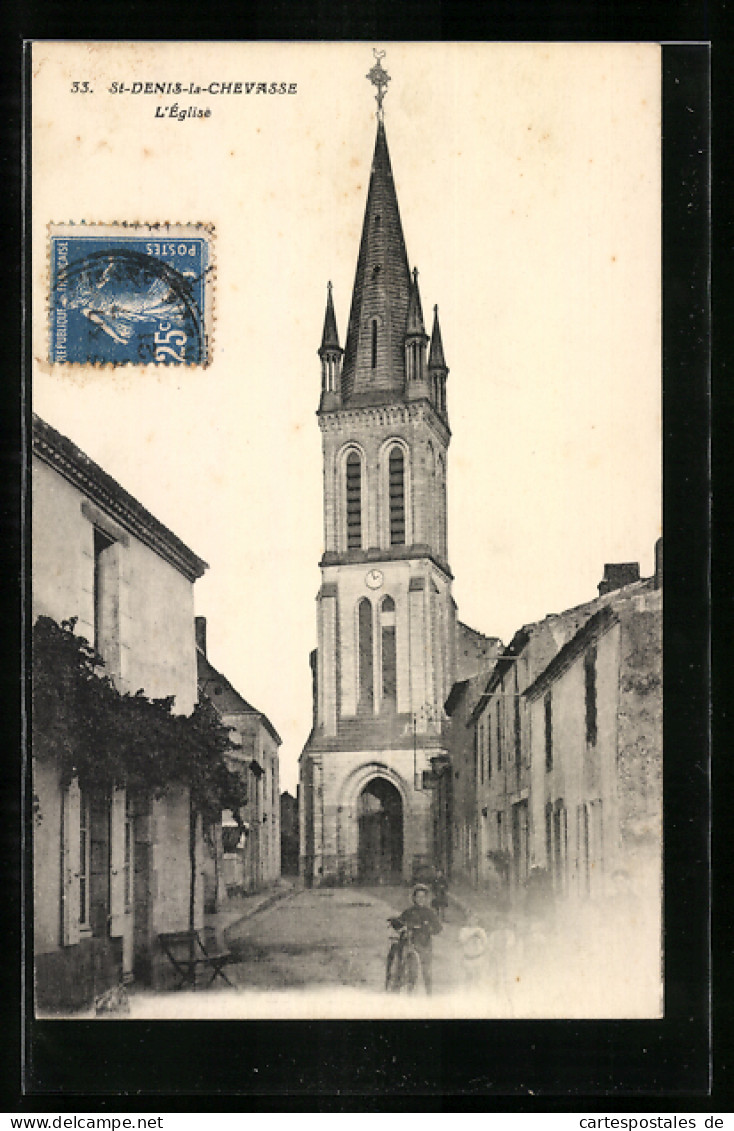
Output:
top-left (48, 223), bottom-right (214, 366)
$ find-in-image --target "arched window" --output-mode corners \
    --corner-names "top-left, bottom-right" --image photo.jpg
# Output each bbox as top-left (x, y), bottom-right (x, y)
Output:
top-left (358, 598), bottom-right (374, 711)
top-left (380, 596), bottom-right (397, 709)
top-left (371, 320), bottom-right (378, 369)
top-left (345, 451), bottom-right (362, 549)
top-left (389, 447), bottom-right (406, 545)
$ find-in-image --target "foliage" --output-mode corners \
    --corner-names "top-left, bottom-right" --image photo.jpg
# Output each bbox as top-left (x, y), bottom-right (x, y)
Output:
top-left (32, 616), bottom-right (246, 820)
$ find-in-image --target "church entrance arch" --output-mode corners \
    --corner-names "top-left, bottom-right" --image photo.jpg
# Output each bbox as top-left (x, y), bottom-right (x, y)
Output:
top-left (357, 777), bottom-right (403, 883)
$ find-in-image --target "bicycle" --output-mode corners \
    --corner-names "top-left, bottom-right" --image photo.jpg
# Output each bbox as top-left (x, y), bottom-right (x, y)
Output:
top-left (385, 920), bottom-right (423, 992)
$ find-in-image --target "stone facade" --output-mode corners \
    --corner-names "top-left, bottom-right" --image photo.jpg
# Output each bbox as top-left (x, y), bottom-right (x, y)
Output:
top-left (32, 415), bottom-right (208, 1010)
top-left (445, 562), bottom-right (662, 912)
top-left (525, 583), bottom-right (662, 897)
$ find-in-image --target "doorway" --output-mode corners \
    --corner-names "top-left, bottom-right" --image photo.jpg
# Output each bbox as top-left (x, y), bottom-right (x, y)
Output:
top-left (357, 778), bottom-right (403, 883)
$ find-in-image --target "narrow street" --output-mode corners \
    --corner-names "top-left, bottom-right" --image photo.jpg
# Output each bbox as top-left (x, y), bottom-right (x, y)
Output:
top-left (120, 881), bottom-right (661, 1020)
top-left (124, 884), bottom-right (487, 1019)
top-left (223, 885), bottom-right (465, 994)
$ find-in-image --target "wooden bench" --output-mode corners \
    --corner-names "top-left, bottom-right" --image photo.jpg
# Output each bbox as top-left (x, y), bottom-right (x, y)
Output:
top-left (158, 929), bottom-right (238, 990)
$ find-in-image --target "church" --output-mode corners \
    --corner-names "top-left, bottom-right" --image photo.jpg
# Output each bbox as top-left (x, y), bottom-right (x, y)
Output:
top-left (299, 55), bottom-right (496, 887)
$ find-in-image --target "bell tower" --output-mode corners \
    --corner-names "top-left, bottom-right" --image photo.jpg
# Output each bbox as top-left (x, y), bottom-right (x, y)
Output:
top-left (300, 53), bottom-right (458, 887)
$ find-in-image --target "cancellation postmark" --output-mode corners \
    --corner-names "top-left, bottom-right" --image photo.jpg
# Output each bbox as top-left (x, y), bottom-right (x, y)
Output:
top-left (48, 223), bottom-right (214, 366)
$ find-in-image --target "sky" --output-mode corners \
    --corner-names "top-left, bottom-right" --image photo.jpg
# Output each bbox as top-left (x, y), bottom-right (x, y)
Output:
top-left (33, 43), bottom-right (662, 793)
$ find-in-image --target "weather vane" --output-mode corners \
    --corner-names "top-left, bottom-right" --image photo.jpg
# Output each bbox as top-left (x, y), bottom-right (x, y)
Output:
top-left (366, 49), bottom-right (390, 120)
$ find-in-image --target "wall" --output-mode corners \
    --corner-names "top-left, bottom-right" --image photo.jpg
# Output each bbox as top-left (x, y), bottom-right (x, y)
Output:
top-left (33, 452), bottom-right (201, 1008)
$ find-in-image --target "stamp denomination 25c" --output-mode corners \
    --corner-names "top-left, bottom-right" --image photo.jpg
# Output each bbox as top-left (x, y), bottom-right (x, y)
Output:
top-left (48, 223), bottom-right (214, 366)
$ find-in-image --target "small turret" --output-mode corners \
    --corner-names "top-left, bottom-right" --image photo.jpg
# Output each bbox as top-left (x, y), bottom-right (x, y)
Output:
top-left (405, 267), bottom-right (431, 401)
top-left (428, 304), bottom-right (449, 418)
top-left (318, 281), bottom-right (343, 411)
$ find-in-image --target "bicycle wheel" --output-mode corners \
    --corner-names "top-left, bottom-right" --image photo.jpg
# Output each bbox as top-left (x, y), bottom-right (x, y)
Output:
top-left (404, 948), bottom-right (422, 993)
top-left (385, 943), bottom-right (402, 992)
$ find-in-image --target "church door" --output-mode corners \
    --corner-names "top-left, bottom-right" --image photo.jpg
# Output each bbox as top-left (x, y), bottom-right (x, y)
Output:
top-left (357, 778), bottom-right (403, 883)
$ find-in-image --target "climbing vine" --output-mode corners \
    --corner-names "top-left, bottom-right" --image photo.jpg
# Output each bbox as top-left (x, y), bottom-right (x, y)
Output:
top-left (32, 616), bottom-right (246, 821)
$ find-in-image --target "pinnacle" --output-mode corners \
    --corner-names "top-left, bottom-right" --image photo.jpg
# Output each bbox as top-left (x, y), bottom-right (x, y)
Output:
top-left (319, 280), bottom-right (341, 353)
top-left (406, 267), bottom-right (427, 337)
top-left (428, 304), bottom-right (448, 371)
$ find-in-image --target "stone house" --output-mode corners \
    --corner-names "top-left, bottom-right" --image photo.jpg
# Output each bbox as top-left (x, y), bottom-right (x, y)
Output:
top-left (196, 617), bottom-right (281, 898)
top-left (442, 557), bottom-right (661, 908)
top-left (32, 415), bottom-right (209, 1011)
top-left (524, 576), bottom-right (662, 901)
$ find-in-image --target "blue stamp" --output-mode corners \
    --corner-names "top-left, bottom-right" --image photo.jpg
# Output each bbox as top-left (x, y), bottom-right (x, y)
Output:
top-left (49, 223), bottom-right (214, 366)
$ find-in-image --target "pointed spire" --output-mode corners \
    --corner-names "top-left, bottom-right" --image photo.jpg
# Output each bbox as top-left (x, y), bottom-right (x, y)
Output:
top-left (406, 268), bottom-right (427, 337)
top-left (319, 281), bottom-right (341, 354)
top-left (340, 118), bottom-right (411, 404)
top-left (428, 304), bottom-right (448, 371)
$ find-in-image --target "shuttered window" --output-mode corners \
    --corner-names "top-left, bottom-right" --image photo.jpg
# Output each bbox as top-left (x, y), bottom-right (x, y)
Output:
top-left (389, 447), bottom-right (405, 545)
top-left (544, 692), bottom-right (553, 771)
top-left (346, 452), bottom-right (362, 549)
top-left (584, 645), bottom-right (597, 746)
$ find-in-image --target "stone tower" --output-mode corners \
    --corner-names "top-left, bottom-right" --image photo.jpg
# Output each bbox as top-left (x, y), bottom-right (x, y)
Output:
top-left (299, 56), bottom-right (461, 887)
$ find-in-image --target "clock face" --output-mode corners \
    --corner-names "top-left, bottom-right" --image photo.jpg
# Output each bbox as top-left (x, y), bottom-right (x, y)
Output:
top-left (365, 569), bottom-right (384, 590)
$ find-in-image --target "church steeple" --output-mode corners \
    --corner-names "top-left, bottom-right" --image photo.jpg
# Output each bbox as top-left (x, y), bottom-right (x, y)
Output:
top-left (339, 117), bottom-right (411, 406)
top-left (318, 281), bottom-right (343, 410)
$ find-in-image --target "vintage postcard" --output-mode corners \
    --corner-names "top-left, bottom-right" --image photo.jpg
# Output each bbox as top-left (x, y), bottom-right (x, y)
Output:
top-left (31, 41), bottom-right (664, 1025)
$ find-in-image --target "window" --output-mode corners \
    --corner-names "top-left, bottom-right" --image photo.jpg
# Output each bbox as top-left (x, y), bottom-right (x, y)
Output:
top-left (584, 645), bottom-right (597, 746)
top-left (93, 526), bottom-right (115, 656)
top-left (388, 447), bottom-right (406, 545)
top-left (124, 793), bottom-right (133, 911)
top-left (345, 451), bottom-right (362, 550)
top-left (371, 319), bottom-right (378, 368)
top-left (544, 692), bottom-right (553, 771)
top-left (486, 716), bottom-right (492, 782)
top-left (514, 670), bottom-right (522, 763)
top-left (496, 699), bottom-right (502, 771)
top-left (79, 789), bottom-right (91, 927)
top-left (380, 596), bottom-right (397, 709)
top-left (478, 722), bottom-right (484, 785)
top-left (358, 598), bottom-right (374, 710)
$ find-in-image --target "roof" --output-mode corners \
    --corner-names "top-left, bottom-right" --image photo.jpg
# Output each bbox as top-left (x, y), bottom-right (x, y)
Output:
top-left (197, 648), bottom-right (282, 746)
top-left (33, 414), bottom-right (207, 582)
top-left (340, 119), bottom-right (411, 404)
top-left (406, 268), bottom-right (427, 337)
top-left (319, 280), bottom-right (341, 353)
top-left (428, 305), bottom-right (447, 371)
top-left (464, 575), bottom-right (654, 725)
top-left (523, 605), bottom-right (619, 701)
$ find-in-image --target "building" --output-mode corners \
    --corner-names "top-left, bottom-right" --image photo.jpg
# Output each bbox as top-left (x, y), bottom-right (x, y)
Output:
top-left (196, 617), bottom-right (281, 898)
top-left (524, 570), bottom-right (662, 903)
top-left (444, 557), bottom-right (661, 909)
top-left (299, 58), bottom-right (489, 886)
top-left (32, 415), bottom-right (209, 1010)
top-left (280, 791), bottom-right (300, 876)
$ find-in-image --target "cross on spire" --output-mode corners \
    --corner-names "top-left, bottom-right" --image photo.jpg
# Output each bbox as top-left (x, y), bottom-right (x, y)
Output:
top-left (366, 49), bottom-right (390, 120)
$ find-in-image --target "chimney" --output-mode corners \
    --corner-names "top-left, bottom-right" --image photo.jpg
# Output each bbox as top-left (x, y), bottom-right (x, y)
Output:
top-left (654, 538), bottom-right (663, 589)
top-left (195, 615), bottom-right (207, 656)
top-left (597, 562), bottom-right (640, 596)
